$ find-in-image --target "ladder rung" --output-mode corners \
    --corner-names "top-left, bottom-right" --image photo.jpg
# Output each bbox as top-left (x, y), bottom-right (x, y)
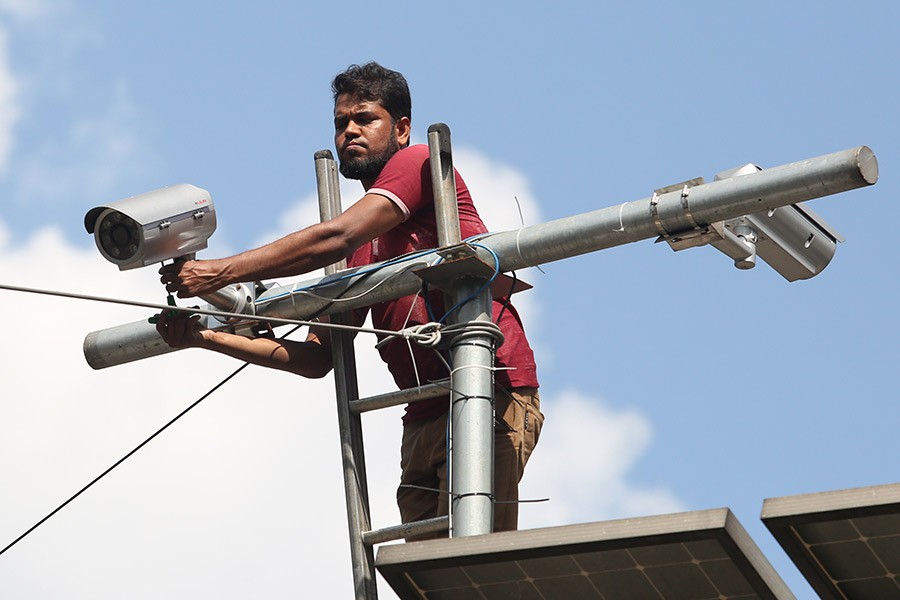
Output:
top-left (362, 516), bottom-right (450, 546)
top-left (350, 380), bottom-right (449, 414)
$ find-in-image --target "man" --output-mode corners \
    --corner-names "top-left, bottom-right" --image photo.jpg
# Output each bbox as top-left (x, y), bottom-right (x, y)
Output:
top-left (157, 62), bottom-right (542, 534)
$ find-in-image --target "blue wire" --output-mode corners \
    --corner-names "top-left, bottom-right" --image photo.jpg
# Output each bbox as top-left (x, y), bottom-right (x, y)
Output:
top-left (438, 243), bottom-right (501, 323)
top-left (256, 246), bottom-right (442, 305)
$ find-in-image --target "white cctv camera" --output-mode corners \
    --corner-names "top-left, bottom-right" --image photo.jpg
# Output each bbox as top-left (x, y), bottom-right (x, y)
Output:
top-left (710, 164), bottom-right (844, 281)
top-left (661, 164), bottom-right (844, 281)
top-left (84, 184), bottom-right (216, 270)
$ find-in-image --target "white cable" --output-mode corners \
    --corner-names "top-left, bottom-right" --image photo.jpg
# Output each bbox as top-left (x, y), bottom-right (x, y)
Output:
top-left (448, 363), bottom-right (509, 377)
top-left (402, 322), bottom-right (442, 347)
top-left (512, 195), bottom-right (545, 274)
top-left (403, 290), bottom-right (424, 387)
top-left (614, 201), bottom-right (627, 232)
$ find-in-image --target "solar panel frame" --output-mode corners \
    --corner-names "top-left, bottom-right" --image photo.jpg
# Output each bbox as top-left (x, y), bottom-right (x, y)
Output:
top-left (762, 482), bottom-right (900, 600)
top-left (376, 508), bottom-right (795, 599)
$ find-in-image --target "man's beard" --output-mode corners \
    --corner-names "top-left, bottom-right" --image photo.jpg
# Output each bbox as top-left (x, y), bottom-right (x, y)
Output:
top-left (339, 133), bottom-right (400, 181)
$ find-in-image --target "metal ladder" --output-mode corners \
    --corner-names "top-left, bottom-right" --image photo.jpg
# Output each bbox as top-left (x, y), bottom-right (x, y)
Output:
top-left (313, 124), bottom-right (502, 600)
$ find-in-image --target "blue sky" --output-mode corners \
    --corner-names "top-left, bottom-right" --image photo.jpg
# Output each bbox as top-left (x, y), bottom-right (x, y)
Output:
top-left (0, 1), bottom-right (896, 598)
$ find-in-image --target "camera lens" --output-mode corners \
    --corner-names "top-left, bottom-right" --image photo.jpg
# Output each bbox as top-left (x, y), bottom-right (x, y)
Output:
top-left (98, 211), bottom-right (140, 261)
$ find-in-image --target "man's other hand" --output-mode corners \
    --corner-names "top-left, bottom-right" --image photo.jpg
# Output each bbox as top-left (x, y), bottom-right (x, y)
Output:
top-left (155, 310), bottom-right (206, 349)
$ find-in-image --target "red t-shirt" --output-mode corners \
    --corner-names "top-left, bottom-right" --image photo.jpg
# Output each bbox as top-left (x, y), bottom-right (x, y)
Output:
top-left (348, 145), bottom-right (539, 423)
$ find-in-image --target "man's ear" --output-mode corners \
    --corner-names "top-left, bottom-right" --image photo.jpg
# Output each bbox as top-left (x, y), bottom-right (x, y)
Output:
top-left (396, 116), bottom-right (411, 147)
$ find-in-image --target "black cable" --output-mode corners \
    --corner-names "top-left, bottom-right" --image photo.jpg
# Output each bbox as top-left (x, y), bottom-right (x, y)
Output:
top-left (0, 355), bottom-right (258, 558)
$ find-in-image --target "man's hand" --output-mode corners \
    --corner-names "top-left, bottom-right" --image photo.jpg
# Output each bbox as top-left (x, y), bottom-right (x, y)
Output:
top-left (155, 310), bottom-right (207, 349)
top-left (158, 259), bottom-right (229, 298)
top-left (156, 191), bottom-right (404, 299)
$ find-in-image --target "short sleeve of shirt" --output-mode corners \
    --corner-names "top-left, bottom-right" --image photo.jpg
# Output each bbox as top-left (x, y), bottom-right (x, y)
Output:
top-left (367, 145), bottom-right (433, 221)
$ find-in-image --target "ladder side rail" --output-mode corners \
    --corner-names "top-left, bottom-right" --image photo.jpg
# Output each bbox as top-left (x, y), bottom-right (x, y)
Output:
top-left (314, 151), bottom-right (377, 600)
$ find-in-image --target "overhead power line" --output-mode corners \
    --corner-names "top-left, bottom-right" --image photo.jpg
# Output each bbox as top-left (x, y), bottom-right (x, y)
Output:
top-left (0, 357), bottom-right (253, 558)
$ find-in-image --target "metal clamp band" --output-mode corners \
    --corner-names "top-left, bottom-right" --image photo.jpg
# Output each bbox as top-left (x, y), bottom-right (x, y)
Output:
top-left (649, 192), bottom-right (667, 237)
top-left (680, 184), bottom-right (702, 231)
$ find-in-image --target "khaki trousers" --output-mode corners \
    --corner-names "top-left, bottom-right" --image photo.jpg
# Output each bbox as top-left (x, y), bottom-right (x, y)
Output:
top-left (396, 387), bottom-right (543, 539)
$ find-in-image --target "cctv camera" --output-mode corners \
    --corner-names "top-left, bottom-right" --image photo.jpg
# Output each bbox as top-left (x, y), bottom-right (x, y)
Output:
top-left (84, 184), bottom-right (216, 270)
top-left (711, 164), bottom-right (844, 281)
top-left (658, 163), bottom-right (844, 281)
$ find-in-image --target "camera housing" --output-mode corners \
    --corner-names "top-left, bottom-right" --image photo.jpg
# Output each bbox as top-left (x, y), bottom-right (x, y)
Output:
top-left (712, 164), bottom-right (844, 281)
top-left (84, 184), bottom-right (216, 270)
top-left (659, 164), bottom-right (844, 282)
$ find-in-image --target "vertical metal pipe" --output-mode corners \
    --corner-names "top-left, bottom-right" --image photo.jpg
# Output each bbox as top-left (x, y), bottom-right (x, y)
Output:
top-left (315, 150), bottom-right (344, 267)
top-left (314, 150), bottom-right (377, 600)
top-left (447, 281), bottom-right (497, 537)
top-left (427, 123), bottom-right (462, 248)
top-left (427, 125), bottom-right (496, 537)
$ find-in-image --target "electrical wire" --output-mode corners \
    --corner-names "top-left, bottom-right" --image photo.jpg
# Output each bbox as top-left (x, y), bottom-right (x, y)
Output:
top-left (0, 344), bottom-right (262, 558)
top-left (0, 282), bottom-right (437, 346)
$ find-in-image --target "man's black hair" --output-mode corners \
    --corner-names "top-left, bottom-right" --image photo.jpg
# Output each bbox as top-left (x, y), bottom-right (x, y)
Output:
top-left (332, 62), bottom-right (411, 123)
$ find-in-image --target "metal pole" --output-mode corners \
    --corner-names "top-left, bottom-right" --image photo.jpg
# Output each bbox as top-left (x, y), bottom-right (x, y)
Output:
top-left (446, 280), bottom-right (498, 537)
top-left (427, 123), bottom-right (461, 249)
top-left (83, 146), bottom-right (877, 369)
top-left (314, 150), bottom-right (377, 600)
top-left (427, 124), bottom-right (495, 537)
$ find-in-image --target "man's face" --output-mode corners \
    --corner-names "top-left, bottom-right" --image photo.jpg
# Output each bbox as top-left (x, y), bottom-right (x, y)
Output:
top-left (334, 94), bottom-right (410, 182)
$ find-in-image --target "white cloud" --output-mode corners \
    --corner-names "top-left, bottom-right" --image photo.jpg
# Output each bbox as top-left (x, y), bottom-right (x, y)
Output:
top-left (453, 146), bottom-right (543, 234)
top-left (519, 390), bottom-right (686, 530)
top-left (0, 148), bottom-right (682, 598)
top-left (0, 27), bottom-right (20, 173)
top-left (0, 0), bottom-right (58, 22)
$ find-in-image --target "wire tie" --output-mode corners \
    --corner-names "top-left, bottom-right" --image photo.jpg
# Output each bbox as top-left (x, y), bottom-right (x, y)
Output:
top-left (452, 492), bottom-right (494, 501)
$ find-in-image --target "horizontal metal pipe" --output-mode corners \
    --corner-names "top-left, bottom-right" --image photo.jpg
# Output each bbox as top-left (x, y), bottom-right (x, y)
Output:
top-left (83, 146), bottom-right (877, 369)
top-left (484, 146), bottom-right (877, 272)
top-left (361, 516), bottom-right (449, 546)
top-left (350, 380), bottom-right (450, 414)
top-left (84, 318), bottom-right (179, 368)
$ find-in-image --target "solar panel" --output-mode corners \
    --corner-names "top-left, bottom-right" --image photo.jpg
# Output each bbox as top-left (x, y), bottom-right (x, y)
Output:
top-left (762, 482), bottom-right (900, 600)
top-left (376, 508), bottom-right (794, 599)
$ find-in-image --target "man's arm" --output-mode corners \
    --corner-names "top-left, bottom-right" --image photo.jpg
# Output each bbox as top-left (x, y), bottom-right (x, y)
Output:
top-left (155, 310), bottom-right (336, 378)
top-left (159, 193), bottom-right (404, 298)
